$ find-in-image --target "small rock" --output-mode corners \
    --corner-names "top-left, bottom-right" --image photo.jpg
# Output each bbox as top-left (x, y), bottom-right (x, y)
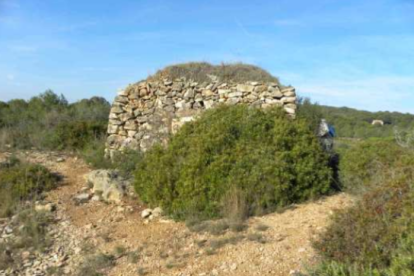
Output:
top-left (74, 193), bottom-right (90, 204)
top-left (35, 203), bottom-right (56, 213)
top-left (56, 157), bottom-right (65, 163)
top-left (91, 195), bottom-right (101, 201)
top-left (298, 247), bottom-right (306, 253)
top-left (141, 209), bottom-right (152, 219)
top-left (152, 207), bottom-right (163, 217)
top-left (4, 226), bottom-right (13, 234)
top-left (21, 251), bottom-right (31, 260)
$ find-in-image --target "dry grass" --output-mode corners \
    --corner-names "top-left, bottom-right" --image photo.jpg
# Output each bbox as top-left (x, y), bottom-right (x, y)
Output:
top-left (76, 252), bottom-right (115, 276)
top-left (147, 62), bottom-right (280, 84)
top-left (0, 208), bottom-right (53, 271)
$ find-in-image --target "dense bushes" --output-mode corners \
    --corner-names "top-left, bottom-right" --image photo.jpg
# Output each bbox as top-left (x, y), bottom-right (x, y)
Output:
top-left (305, 101), bottom-right (414, 140)
top-left (134, 105), bottom-right (333, 220)
top-left (311, 140), bottom-right (414, 275)
top-left (312, 176), bottom-right (414, 275)
top-left (0, 157), bottom-right (60, 217)
top-left (339, 140), bottom-right (414, 193)
top-left (0, 90), bottom-right (110, 151)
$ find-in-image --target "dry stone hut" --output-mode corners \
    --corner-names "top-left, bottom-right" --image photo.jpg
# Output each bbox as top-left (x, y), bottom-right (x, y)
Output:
top-left (105, 63), bottom-right (297, 158)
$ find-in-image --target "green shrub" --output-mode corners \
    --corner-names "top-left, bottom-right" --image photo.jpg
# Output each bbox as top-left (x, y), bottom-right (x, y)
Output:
top-left (0, 158), bottom-right (60, 217)
top-left (339, 140), bottom-right (414, 192)
top-left (0, 90), bottom-right (110, 151)
top-left (312, 172), bottom-right (414, 274)
top-left (50, 121), bottom-right (107, 150)
top-left (134, 105), bottom-right (333, 220)
top-left (81, 138), bottom-right (142, 179)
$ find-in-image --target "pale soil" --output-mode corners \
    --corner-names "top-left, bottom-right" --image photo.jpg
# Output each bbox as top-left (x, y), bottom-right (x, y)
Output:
top-left (0, 151), bottom-right (353, 276)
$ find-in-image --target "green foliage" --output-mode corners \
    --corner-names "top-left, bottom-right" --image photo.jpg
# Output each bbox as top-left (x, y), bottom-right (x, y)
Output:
top-left (0, 90), bottom-right (110, 150)
top-left (148, 62), bottom-right (280, 84)
top-left (81, 137), bottom-right (143, 179)
top-left (0, 157), bottom-right (59, 217)
top-left (296, 98), bottom-right (324, 135)
top-left (302, 101), bottom-right (414, 139)
top-left (50, 121), bottom-right (107, 150)
top-left (312, 141), bottom-right (414, 275)
top-left (134, 105), bottom-right (333, 220)
top-left (339, 140), bottom-right (414, 192)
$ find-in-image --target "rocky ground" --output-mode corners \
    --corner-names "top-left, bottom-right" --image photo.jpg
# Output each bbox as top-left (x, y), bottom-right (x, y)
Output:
top-left (0, 151), bottom-right (353, 276)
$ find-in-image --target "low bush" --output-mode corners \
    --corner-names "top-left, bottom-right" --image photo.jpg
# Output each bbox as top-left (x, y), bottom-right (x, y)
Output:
top-left (312, 163), bottom-right (414, 275)
top-left (339, 140), bottom-right (414, 193)
top-left (81, 138), bottom-right (143, 179)
top-left (0, 157), bottom-right (60, 217)
top-left (135, 105), bottom-right (333, 220)
top-left (0, 90), bottom-right (110, 151)
top-left (49, 121), bottom-right (107, 150)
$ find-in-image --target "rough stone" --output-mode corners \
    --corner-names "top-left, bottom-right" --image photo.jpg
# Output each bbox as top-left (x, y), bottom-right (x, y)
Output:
top-left (236, 84), bottom-right (254, 93)
top-left (86, 170), bottom-right (127, 204)
top-left (106, 79), bottom-right (296, 156)
top-left (141, 209), bottom-right (152, 219)
top-left (35, 203), bottom-right (56, 213)
top-left (73, 193), bottom-right (90, 204)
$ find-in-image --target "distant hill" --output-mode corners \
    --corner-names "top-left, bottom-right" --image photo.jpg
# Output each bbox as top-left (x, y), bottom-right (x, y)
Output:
top-left (317, 105), bottom-right (414, 139)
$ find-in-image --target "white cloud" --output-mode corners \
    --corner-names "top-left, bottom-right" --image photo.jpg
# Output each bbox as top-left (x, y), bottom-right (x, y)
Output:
top-left (295, 76), bottom-right (414, 113)
top-left (6, 74), bottom-right (15, 81)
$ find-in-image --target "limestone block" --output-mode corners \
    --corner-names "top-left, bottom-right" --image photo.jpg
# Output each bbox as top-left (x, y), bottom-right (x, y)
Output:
top-left (204, 100), bottom-right (215, 109)
top-left (202, 89), bottom-right (214, 97)
top-left (254, 85), bottom-right (267, 93)
top-left (109, 119), bottom-right (123, 126)
top-left (228, 92), bottom-right (243, 98)
top-left (282, 87), bottom-right (296, 97)
top-left (226, 98), bottom-right (240, 105)
top-left (109, 113), bottom-right (119, 119)
top-left (124, 120), bottom-right (138, 130)
top-left (115, 96), bottom-right (128, 104)
top-left (218, 89), bottom-right (231, 95)
top-left (284, 106), bottom-right (296, 114)
top-left (184, 89), bottom-right (195, 99)
top-left (285, 103), bottom-right (297, 110)
top-left (117, 90), bottom-right (128, 96)
top-left (236, 84), bottom-right (254, 93)
top-left (128, 131), bottom-right (137, 138)
top-left (137, 116), bottom-right (148, 123)
top-left (110, 106), bottom-right (124, 114)
top-left (120, 113), bottom-right (134, 122)
top-left (269, 87), bottom-right (283, 98)
top-left (107, 125), bottom-right (119, 134)
top-left (283, 97), bottom-right (297, 104)
top-left (86, 170), bottom-right (127, 204)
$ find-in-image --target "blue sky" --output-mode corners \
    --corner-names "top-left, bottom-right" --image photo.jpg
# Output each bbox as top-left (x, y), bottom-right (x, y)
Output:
top-left (0, 0), bottom-right (413, 113)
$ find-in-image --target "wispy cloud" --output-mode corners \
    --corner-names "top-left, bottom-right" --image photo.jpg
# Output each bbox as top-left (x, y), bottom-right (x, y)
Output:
top-left (6, 74), bottom-right (15, 81)
top-left (8, 45), bottom-right (37, 53)
top-left (56, 21), bottom-right (99, 33)
top-left (274, 19), bottom-right (302, 27)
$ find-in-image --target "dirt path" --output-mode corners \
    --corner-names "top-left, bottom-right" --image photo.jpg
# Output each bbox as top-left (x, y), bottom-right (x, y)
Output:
top-left (1, 151), bottom-right (353, 276)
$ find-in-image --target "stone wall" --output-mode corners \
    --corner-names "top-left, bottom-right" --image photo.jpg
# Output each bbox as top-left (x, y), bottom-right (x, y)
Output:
top-left (105, 78), bottom-right (297, 158)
